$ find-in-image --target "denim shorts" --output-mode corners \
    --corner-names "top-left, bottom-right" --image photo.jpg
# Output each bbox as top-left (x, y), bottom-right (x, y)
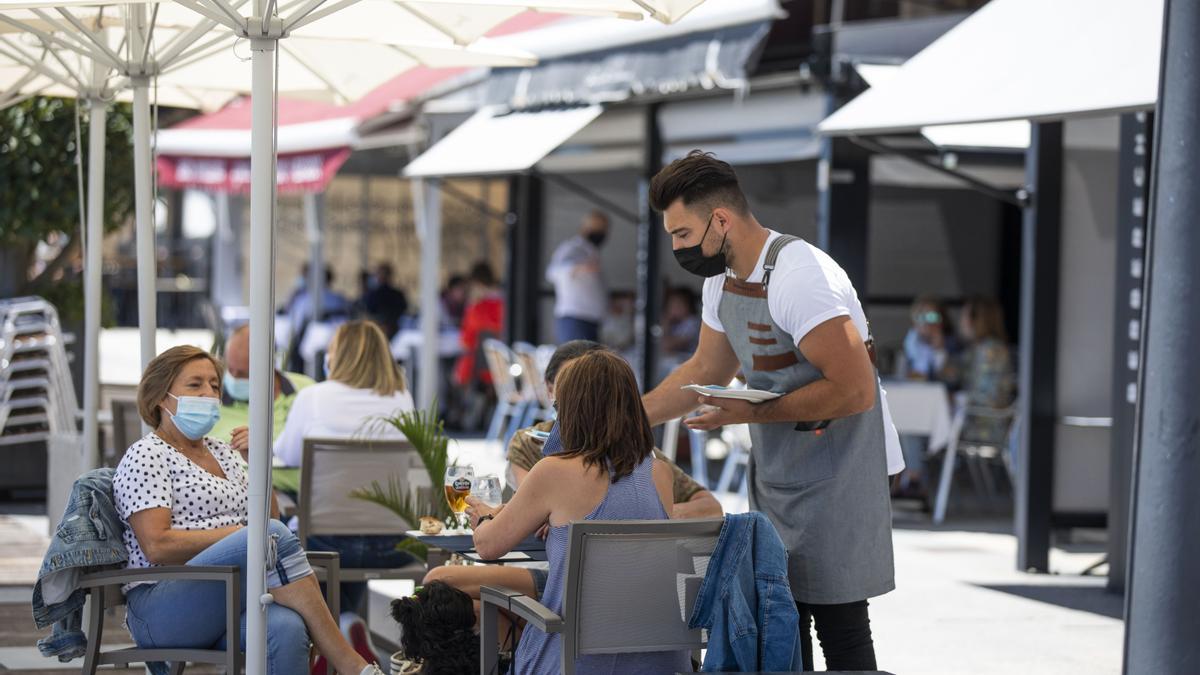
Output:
top-left (529, 567), bottom-right (549, 599)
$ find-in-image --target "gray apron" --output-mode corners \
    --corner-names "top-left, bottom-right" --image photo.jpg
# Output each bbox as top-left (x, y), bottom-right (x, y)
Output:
top-left (717, 235), bottom-right (894, 604)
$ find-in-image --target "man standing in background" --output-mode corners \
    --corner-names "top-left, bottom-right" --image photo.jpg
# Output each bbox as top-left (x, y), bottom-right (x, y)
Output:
top-left (546, 210), bottom-right (609, 343)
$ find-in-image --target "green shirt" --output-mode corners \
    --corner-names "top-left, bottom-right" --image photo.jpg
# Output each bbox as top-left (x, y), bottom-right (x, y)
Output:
top-left (213, 370), bottom-right (314, 493)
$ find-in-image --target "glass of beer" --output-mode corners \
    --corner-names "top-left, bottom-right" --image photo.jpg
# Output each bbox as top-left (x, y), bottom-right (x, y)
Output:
top-left (444, 465), bottom-right (475, 530)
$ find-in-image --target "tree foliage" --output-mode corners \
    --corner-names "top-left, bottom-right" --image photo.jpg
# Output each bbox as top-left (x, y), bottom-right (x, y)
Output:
top-left (0, 96), bottom-right (135, 302)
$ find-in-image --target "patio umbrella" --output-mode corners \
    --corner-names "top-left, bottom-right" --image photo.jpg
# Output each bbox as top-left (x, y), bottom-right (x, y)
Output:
top-left (0, 1), bottom-right (537, 475)
top-left (2, 3), bottom-right (708, 672)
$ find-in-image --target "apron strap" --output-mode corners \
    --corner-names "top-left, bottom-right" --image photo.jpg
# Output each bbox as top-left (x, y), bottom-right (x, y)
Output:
top-left (761, 234), bottom-right (801, 288)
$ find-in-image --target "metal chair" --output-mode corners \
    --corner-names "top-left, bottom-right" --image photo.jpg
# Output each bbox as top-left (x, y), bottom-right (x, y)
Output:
top-left (296, 437), bottom-right (429, 588)
top-left (481, 339), bottom-right (527, 445)
top-left (933, 396), bottom-right (1020, 524)
top-left (511, 342), bottom-right (554, 429)
top-left (80, 551), bottom-right (341, 674)
top-left (480, 518), bottom-right (723, 675)
top-left (714, 424), bottom-right (752, 497)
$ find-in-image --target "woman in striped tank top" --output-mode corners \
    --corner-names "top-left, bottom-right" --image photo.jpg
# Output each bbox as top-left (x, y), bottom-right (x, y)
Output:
top-left (468, 351), bottom-right (689, 675)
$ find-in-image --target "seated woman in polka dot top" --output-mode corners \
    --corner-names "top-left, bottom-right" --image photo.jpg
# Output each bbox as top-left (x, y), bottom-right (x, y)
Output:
top-left (113, 345), bottom-right (382, 675)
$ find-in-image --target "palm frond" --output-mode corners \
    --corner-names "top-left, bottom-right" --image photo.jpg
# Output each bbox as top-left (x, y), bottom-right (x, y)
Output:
top-left (349, 401), bottom-right (454, 522)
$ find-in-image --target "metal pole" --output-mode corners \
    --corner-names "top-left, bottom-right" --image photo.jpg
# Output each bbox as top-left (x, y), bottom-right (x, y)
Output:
top-left (129, 5), bottom-right (156, 379)
top-left (245, 32), bottom-right (277, 675)
top-left (303, 191), bottom-right (324, 378)
top-left (132, 76), bottom-right (157, 374)
top-left (81, 96), bottom-right (106, 471)
top-left (415, 177), bottom-right (442, 411)
top-left (1107, 111), bottom-right (1153, 594)
top-left (360, 174), bottom-right (370, 271)
top-left (1124, 0), bottom-right (1200, 670)
top-left (1015, 122), bottom-right (1062, 573)
top-left (635, 103), bottom-right (663, 390)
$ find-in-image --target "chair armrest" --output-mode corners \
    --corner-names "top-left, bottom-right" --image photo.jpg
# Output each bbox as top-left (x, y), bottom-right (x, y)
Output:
top-left (480, 585), bottom-right (563, 633)
top-left (78, 565), bottom-right (238, 588)
top-left (305, 551), bottom-right (341, 618)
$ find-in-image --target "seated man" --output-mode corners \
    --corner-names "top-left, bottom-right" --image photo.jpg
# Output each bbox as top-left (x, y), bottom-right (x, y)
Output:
top-left (211, 324), bottom-right (314, 494)
top-left (425, 340), bottom-right (722, 601)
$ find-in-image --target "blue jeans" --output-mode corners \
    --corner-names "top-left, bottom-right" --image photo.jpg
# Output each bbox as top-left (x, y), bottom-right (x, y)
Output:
top-left (125, 520), bottom-right (314, 675)
top-left (306, 534), bottom-right (418, 614)
top-left (554, 316), bottom-right (599, 343)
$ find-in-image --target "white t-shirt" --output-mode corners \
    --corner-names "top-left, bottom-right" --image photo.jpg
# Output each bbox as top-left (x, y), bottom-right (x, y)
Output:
top-left (546, 235), bottom-right (607, 322)
top-left (273, 379), bottom-right (415, 468)
top-left (701, 231), bottom-right (905, 475)
top-left (113, 433), bottom-right (249, 586)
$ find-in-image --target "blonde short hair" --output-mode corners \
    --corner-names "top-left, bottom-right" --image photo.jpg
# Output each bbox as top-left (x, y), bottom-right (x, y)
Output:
top-left (137, 345), bottom-right (224, 428)
top-left (328, 320), bottom-right (407, 396)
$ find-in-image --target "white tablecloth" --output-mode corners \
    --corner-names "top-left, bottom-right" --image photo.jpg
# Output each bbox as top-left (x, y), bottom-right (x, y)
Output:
top-left (390, 328), bottom-right (463, 361)
top-left (880, 379), bottom-right (954, 453)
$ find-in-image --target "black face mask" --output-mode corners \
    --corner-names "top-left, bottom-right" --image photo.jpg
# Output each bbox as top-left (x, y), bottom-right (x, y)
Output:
top-left (673, 214), bottom-right (728, 278)
top-left (586, 231), bottom-right (607, 247)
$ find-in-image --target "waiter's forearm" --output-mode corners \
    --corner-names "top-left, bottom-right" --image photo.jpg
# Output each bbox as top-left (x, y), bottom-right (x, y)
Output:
top-left (753, 375), bottom-right (876, 424)
top-left (643, 358), bottom-right (710, 426)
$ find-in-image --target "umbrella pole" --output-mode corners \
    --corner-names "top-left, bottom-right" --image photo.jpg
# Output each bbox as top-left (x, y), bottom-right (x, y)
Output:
top-left (414, 177), bottom-right (441, 411)
top-left (131, 76), bottom-right (157, 381)
top-left (303, 191), bottom-right (324, 378)
top-left (246, 34), bottom-right (277, 675)
top-left (81, 97), bottom-right (107, 472)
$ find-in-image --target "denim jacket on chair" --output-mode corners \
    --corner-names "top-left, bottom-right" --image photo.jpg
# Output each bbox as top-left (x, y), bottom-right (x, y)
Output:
top-left (32, 468), bottom-right (127, 662)
top-left (687, 511), bottom-right (803, 672)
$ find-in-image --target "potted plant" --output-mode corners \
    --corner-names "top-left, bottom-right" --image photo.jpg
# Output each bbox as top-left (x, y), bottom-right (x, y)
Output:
top-left (348, 404), bottom-right (455, 540)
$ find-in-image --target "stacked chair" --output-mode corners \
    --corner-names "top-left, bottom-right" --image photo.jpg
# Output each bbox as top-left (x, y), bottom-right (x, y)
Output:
top-left (0, 297), bottom-right (78, 445)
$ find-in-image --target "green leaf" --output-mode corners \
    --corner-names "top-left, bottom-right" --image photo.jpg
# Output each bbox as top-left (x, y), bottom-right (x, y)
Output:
top-left (347, 401), bottom-right (456, 530)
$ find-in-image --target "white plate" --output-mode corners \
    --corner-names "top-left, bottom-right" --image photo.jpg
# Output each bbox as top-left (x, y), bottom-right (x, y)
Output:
top-left (524, 429), bottom-right (550, 443)
top-left (682, 384), bottom-right (781, 403)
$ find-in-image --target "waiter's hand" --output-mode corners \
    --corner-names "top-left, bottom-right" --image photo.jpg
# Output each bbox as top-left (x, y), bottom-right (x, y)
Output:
top-left (685, 395), bottom-right (756, 431)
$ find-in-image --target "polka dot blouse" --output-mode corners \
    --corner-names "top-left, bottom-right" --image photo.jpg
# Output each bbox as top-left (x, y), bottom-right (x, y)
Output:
top-left (113, 433), bottom-right (249, 581)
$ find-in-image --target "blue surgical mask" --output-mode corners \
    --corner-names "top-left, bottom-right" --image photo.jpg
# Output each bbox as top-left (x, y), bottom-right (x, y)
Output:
top-left (164, 394), bottom-right (221, 440)
top-left (223, 372), bottom-right (251, 402)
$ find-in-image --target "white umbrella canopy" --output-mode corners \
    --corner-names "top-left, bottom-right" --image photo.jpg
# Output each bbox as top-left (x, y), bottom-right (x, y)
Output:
top-left (2, 2), bottom-right (710, 673)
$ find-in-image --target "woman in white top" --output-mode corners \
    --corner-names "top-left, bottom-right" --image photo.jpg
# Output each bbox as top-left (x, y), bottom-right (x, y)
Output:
top-left (272, 320), bottom-right (414, 467)
top-left (113, 345), bottom-right (381, 675)
top-left (273, 320), bottom-right (418, 618)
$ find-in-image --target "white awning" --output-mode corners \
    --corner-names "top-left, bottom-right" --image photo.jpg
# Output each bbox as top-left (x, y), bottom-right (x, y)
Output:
top-left (855, 64), bottom-right (1029, 150)
top-left (403, 105), bottom-right (604, 178)
top-left (820, 0), bottom-right (1163, 136)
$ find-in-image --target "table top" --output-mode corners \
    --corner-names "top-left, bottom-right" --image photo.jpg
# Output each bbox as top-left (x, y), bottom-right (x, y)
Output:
top-left (406, 530), bottom-right (548, 562)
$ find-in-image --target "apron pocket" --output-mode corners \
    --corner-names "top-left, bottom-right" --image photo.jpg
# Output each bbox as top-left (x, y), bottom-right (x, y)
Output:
top-left (756, 426), bottom-right (835, 488)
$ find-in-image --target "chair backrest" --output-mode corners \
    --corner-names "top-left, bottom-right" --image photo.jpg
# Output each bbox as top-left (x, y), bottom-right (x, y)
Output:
top-left (482, 338), bottom-right (520, 401)
top-left (560, 518), bottom-right (722, 663)
top-left (512, 341), bottom-right (551, 407)
top-left (297, 437), bottom-right (432, 541)
top-left (109, 398), bottom-right (142, 466)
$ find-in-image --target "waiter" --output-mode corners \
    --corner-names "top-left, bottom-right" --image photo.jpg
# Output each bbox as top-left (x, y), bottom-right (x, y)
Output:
top-left (643, 151), bottom-right (894, 671)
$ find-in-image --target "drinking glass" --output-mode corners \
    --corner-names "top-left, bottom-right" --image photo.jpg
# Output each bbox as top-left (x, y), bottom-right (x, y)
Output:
top-left (471, 474), bottom-right (503, 509)
top-left (444, 465), bottom-right (475, 530)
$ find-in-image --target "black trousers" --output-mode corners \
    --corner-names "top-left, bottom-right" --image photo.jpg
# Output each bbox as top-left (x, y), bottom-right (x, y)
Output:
top-left (796, 599), bottom-right (877, 671)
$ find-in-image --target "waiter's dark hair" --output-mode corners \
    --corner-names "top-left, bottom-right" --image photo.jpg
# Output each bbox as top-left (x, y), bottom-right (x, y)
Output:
top-left (650, 150), bottom-right (749, 215)
top-left (554, 351), bottom-right (654, 483)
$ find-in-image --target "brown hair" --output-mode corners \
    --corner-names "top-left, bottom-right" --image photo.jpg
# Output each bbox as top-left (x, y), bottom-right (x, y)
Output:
top-left (137, 345), bottom-right (224, 428)
top-left (649, 150), bottom-right (749, 215)
top-left (963, 296), bottom-right (1007, 343)
top-left (553, 351), bottom-right (654, 482)
top-left (328, 320), bottom-right (407, 396)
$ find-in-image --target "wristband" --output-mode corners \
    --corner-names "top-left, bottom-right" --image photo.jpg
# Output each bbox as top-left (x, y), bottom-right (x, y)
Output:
top-left (475, 513), bottom-right (495, 528)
